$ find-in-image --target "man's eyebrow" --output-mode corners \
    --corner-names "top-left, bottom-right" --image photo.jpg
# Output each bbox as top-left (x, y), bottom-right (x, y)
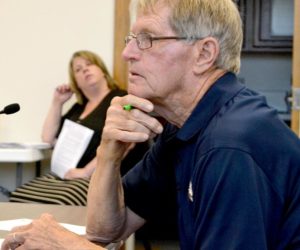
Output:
top-left (132, 26), bottom-right (157, 35)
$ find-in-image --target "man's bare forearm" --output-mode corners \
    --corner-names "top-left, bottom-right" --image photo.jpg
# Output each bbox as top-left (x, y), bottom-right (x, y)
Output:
top-left (86, 143), bottom-right (127, 242)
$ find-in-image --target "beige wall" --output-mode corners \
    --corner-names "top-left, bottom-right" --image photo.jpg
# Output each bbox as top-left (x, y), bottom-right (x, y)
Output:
top-left (0, 0), bottom-right (115, 142)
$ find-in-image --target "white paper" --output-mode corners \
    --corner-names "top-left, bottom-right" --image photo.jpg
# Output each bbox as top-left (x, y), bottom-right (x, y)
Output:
top-left (0, 219), bottom-right (86, 247)
top-left (0, 218), bottom-right (32, 231)
top-left (51, 119), bottom-right (94, 179)
top-left (0, 218), bottom-right (86, 235)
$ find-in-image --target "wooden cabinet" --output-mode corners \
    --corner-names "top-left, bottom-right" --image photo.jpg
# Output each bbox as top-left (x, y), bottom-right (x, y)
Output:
top-left (237, 0), bottom-right (294, 52)
top-left (291, 0), bottom-right (300, 134)
top-left (113, 0), bottom-right (130, 89)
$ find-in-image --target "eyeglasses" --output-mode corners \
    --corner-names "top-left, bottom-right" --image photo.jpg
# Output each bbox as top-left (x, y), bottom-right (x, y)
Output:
top-left (125, 33), bottom-right (191, 50)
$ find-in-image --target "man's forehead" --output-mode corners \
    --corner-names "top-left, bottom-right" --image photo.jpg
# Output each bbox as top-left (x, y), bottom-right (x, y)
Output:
top-left (136, 0), bottom-right (169, 16)
top-left (132, 4), bottom-right (172, 33)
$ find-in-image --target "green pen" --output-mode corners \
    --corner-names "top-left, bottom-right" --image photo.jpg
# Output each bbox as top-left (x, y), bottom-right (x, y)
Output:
top-left (123, 104), bottom-right (133, 111)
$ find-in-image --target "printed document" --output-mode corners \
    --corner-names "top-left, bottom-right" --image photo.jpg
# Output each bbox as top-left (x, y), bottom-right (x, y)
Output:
top-left (51, 119), bottom-right (94, 178)
top-left (0, 218), bottom-right (85, 235)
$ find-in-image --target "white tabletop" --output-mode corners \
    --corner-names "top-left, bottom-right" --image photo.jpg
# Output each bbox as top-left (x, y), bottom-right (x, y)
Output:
top-left (0, 142), bottom-right (51, 162)
top-left (0, 142), bottom-right (51, 187)
top-left (0, 148), bottom-right (44, 162)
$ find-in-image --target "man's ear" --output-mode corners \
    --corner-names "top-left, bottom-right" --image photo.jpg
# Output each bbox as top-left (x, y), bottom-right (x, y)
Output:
top-left (193, 37), bottom-right (220, 74)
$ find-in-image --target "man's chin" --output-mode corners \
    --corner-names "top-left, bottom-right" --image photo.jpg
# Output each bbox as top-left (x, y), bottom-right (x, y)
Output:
top-left (127, 86), bottom-right (144, 98)
top-left (127, 84), bottom-right (154, 100)
top-left (128, 91), bottom-right (145, 99)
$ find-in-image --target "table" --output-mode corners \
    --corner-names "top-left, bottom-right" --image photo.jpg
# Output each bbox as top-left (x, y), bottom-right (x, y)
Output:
top-left (0, 202), bottom-right (86, 238)
top-left (0, 144), bottom-right (51, 187)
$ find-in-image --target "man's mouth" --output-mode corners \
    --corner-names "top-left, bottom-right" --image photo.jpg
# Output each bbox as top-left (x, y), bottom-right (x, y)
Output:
top-left (129, 70), bottom-right (143, 79)
top-left (130, 71), bottom-right (139, 76)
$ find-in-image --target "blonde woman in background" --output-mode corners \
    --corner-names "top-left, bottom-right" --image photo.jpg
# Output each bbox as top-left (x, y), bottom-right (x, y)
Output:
top-left (9, 50), bottom-right (149, 205)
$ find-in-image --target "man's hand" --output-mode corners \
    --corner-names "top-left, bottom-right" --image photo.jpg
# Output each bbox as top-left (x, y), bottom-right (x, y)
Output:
top-left (1, 214), bottom-right (102, 250)
top-left (98, 95), bottom-right (163, 165)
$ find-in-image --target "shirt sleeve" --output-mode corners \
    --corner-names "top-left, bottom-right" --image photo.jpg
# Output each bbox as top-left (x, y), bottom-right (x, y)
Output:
top-left (192, 148), bottom-right (282, 249)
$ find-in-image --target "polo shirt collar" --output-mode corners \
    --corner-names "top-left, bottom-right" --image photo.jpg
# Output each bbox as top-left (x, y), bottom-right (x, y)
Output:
top-left (176, 72), bottom-right (245, 141)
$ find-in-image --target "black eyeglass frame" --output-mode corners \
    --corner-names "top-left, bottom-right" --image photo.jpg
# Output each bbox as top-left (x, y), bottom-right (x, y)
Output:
top-left (125, 33), bottom-right (193, 50)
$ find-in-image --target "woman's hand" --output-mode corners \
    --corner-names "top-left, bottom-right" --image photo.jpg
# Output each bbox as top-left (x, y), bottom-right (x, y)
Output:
top-left (53, 84), bottom-right (74, 105)
top-left (64, 168), bottom-right (89, 180)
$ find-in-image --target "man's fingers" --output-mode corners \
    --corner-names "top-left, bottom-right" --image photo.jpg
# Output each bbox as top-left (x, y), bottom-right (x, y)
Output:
top-left (103, 127), bottom-right (150, 142)
top-left (1, 232), bottom-right (23, 250)
top-left (107, 100), bottom-right (163, 134)
top-left (129, 108), bottom-right (163, 134)
top-left (112, 95), bottom-right (154, 113)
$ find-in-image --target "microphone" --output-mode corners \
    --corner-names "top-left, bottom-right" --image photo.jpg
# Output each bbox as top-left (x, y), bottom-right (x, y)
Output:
top-left (0, 103), bottom-right (20, 115)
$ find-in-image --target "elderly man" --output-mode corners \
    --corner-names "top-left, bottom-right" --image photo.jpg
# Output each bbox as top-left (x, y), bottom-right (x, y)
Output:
top-left (3, 0), bottom-right (300, 249)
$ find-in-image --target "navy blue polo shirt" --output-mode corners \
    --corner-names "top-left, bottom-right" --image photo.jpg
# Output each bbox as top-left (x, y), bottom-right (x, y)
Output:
top-left (123, 72), bottom-right (300, 249)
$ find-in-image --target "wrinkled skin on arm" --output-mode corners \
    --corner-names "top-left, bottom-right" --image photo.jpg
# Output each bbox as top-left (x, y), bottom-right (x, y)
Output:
top-left (86, 95), bottom-right (163, 243)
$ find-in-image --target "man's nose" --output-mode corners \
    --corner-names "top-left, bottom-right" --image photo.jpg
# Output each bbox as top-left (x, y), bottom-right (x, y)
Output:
top-left (122, 40), bottom-right (140, 61)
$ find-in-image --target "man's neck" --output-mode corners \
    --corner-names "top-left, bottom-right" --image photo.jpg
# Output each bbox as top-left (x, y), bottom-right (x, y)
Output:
top-left (155, 69), bottom-right (226, 128)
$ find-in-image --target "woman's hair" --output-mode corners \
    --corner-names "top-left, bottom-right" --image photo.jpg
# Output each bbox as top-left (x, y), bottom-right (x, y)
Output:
top-left (130, 0), bottom-right (243, 74)
top-left (68, 50), bottom-right (118, 104)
